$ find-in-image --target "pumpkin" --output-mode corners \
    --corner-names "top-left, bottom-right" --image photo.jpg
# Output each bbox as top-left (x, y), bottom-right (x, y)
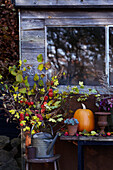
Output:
top-left (73, 104), bottom-right (94, 132)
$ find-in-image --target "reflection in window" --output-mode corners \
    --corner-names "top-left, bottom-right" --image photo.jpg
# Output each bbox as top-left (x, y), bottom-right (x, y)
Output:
top-left (47, 27), bottom-right (105, 86)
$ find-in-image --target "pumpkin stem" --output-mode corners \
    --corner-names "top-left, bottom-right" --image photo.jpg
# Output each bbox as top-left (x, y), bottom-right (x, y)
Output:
top-left (81, 103), bottom-right (86, 109)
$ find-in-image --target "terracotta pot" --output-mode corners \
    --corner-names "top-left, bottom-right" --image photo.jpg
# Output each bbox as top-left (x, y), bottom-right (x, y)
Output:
top-left (95, 112), bottom-right (111, 134)
top-left (67, 124), bottom-right (78, 136)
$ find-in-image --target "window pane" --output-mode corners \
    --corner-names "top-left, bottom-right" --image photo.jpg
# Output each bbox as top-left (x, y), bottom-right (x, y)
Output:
top-left (109, 27), bottom-right (113, 85)
top-left (47, 27), bottom-right (105, 86)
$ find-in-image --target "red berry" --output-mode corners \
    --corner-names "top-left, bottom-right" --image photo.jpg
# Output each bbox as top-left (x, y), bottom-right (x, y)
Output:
top-left (44, 96), bottom-right (48, 101)
top-left (107, 132), bottom-right (111, 136)
top-left (64, 132), bottom-right (69, 136)
top-left (44, 102), bottom-right (47, 106)
top-left (20, 123), bottom-right (23, 127)
top-left (30, 102), bottom-right (34, 105)
top-left (51, 81), bottom-right (54, 86)
top-left (20, 113), bottom-right (24, 120)
top-left (25, 113), bottom-right (29, 117)
top-left (41, 104), bottom-right (45, 109)
top-left (48, 92), bottom-right (53, 97)
top-left (41, 108), bottom-right (45, 114)
top-left (48, 88), bottom-right (53, 92)
top-left (27, 102), bottom-right (31, 106)
top-left (25, 101), bottom-right (28, 104)
top-left (20, 116), bottom-right (24, 120)
top-left (20, 113), bottom-right (24, 117)
top-left (20, 100), bottom-right (23, 103)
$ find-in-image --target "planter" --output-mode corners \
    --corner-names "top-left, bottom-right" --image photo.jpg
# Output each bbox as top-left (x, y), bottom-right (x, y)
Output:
top-left (67, 124), bottom-right (78, 136)
top-left (95, 112), bottom-right (111, 134)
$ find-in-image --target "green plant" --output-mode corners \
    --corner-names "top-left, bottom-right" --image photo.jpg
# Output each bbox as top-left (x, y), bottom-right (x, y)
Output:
top-left (0, 54), bottom-right (99, 135)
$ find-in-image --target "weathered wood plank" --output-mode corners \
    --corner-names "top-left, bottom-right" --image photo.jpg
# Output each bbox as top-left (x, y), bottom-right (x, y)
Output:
top-left (22, 48), bottom-right (44, 53)
top-left (15, 0), bottom-right (113, 6)
top-left (21, 52), bottom-right (45, 64)
top-left (21, 10), bottom-right (113, 19)
top-left (45, 18), bottom-right (113, 26)
top-left (21, 19), bottom-right (44, 30)
top-left (21, 30), bottom-right (45, 41)
top-left (21, 10), bottom-right (46, 19)
top-left (22, 40), bottom-right (44, 49)
top-left (15, 0), bottom-right (57, 5)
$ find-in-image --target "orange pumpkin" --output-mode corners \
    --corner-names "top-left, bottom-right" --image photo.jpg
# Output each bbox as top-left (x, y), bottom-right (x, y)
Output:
top-left (73, 104), bottom-right (94, 132)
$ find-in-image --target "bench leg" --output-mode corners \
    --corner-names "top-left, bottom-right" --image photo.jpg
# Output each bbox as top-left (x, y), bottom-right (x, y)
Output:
top-left (26, 162), bottom-right (29, 170)
top-left (54, 161), bottom-right (57, 170)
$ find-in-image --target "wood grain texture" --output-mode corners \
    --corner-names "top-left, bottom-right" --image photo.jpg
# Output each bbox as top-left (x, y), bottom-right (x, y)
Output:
top-left (45, 18), bottom-right (113, 26)
top-left (21, 10), bottom-right (113, 19)
top-left (15, 0), bottom-right (113, 6)
top-left (21, 30), bottom-right (45, 41)
top-left (22, 48), bottom-right (44, 53)
top-left (22, 40), bottom-right (44, 49)
top-left (22, 52), bottom-right (45, 64)
top-left (21, 19), bottom-right (44, 30)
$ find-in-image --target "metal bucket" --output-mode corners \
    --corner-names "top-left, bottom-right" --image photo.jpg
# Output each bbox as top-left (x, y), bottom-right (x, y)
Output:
top-left (32, 132), bottom-right (54, 158)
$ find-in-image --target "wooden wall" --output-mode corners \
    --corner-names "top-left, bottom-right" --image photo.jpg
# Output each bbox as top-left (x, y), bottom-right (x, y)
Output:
top-left (20, 9), bottom-right (113, 75)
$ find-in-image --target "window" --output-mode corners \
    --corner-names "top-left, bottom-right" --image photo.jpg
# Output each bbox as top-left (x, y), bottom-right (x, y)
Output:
top-left (47, 26), bottom-right (113, 88)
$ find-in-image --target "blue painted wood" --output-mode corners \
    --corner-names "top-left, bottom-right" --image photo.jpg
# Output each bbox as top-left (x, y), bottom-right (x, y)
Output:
top-left (78, 141), bottom-right (84, 170)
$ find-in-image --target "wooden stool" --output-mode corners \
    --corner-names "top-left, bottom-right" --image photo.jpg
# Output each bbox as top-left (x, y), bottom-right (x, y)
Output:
top-left (26, 154), bottom-right (61, 170)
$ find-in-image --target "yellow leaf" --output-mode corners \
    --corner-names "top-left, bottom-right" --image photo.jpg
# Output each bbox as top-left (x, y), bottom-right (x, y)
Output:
top-left (48, 118), bottom-right (56, 123)
top-left (9, 110), bottom-right (16, 115)
top-left (37, 64), bottom-right (44, 71)
top-left (15, 112), bottom-right (19, 118)
top-left (23, 127), bottom-right (26, 131)
top-left (40, 88), bottom-right (45, 93)
top-left (31, 130), bottom-right (35, 135)
top-left (19, 60), bottom-right (22, 66)
top-left (23, 67), bottom-right (26, 71)
top-left (46, 113), bottom-right (52, 119)
top-left (26, 126), bottom-right (30, 131)
top-left (54, 80), bottom-right (59, 86)
top-left (79, 81), bottom-right (84, 86)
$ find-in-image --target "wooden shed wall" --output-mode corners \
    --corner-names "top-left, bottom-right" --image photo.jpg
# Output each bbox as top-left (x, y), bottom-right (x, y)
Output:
top-left (20, 9), bottom-right (113, 74)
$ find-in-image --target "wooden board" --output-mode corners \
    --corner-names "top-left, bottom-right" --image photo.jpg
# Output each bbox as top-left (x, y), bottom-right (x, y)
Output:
top-left (15, 0), bottom-right (113, 6)
top-left (21, 10), bottom-right (113, 19)
top-left (21, 30), bottom-right (45, 41)
top-left (45, 18), bottom-right (113, 26)
top-left (21, 19), bottom-right (44, 30)
top-left (22, 40), bottom-right (44, 49)
top-left (21, 52), bottom-right (45, 64)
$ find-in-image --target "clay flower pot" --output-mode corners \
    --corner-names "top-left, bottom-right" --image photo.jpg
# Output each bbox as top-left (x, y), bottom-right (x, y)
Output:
top-left (95, 112), bottom-right (111, 134)
top-left (67, 124), bottom-right (78, 136)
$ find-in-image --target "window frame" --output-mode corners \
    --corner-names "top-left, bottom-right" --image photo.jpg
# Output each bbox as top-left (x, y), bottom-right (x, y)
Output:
top-left (45, 25), bottom-right (113, 94)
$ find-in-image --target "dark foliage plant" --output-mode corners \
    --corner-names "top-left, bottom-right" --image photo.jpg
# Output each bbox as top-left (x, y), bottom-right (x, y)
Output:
top-left (96, 97), bottom-right (113, 112)
top-left (0, 0), bottom-right (19, 81)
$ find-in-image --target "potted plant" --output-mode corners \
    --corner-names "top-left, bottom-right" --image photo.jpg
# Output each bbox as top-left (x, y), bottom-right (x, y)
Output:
top-left (95, 97), bottom-right (113, 134)
top-left (64, 118), bottom-right (79, 136)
